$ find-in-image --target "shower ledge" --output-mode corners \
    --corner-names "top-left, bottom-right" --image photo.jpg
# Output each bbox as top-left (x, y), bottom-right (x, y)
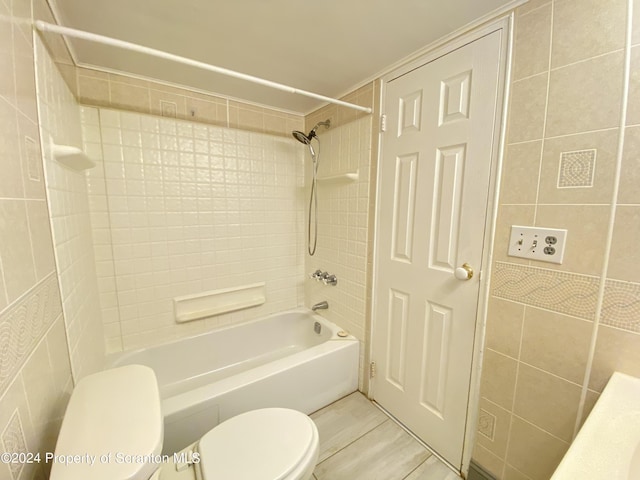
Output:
top-left (51, 141), bottom-right (95, 171)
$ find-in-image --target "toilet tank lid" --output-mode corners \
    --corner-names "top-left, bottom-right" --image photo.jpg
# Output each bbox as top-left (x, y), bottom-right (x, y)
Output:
top-left (50, 365), bottom-right (163, 480)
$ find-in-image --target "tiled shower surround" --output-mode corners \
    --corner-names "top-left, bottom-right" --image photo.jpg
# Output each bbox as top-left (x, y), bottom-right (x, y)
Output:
top-left (82, 108), bottom-right (307, 351)
top-left (35, 34), bottom-right (105, 381)
top-left (304, 115), bottom-right (373, 389)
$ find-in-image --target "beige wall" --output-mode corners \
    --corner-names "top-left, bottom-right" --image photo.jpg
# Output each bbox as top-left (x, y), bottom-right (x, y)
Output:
top-left (473, 0), bottom-right (640, 479)
top-left (0, 0), bottom-right (75, 478)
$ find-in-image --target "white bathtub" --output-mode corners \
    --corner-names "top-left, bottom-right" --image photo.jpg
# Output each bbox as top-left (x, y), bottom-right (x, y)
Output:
top-left (108, 309), bottom-right (359, 454)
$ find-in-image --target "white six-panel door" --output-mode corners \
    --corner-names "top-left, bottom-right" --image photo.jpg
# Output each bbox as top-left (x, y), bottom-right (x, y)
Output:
top-left (372, 31), bottom-right (502, 468)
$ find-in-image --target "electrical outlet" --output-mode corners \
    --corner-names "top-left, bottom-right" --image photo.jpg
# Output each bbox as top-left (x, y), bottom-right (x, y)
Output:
top-left (507, 225), bottom-right (568, 264)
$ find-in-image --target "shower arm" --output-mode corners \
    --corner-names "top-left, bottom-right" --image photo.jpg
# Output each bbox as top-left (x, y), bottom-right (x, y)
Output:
top-left (35, 21), bottom-right (373, 114)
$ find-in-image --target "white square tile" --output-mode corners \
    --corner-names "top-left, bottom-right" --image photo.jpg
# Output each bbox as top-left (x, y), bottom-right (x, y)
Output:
top-left (100, 109), bottom-right (121, 128)
top-left (101, 127), bottom-right (123, 145)
top-left (81, 106), bottom-right (100, 125)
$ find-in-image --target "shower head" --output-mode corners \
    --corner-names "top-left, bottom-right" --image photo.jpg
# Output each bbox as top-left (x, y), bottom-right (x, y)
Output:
top-left (292, 130), bottom-right (312, 145)
top-left (291, 119), bottom-right (331, 145)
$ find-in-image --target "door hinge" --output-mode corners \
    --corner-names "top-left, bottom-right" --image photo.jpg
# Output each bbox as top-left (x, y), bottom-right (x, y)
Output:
top-left (369, 361), bottom-right (377, 378)
top-left (380, 114), bottom-right (387, 132)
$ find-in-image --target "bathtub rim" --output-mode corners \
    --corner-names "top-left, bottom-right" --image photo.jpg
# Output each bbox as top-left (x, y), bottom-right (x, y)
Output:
top-left (105, 307), bottom-right (357, 368)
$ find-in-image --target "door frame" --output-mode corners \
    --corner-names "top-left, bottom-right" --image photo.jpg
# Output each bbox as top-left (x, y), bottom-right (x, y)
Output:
top-left (367, 14), bottom-right (514, 475)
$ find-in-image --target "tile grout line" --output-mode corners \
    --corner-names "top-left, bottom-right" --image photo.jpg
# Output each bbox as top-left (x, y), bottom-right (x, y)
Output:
top-left (400, 455), bottom-right (433, 480)
top-left (531, 0), bottom-right (554, 225)
top-left (504, 461), bottom-right (535, 480)
top-left (92, 108), bottom-right (125, 352)
top-left (512, 47), bottom-right (625, 85)
top-left (516, 1), bottom-right (553, 19)
top-left (548, 47), bottom-right (626, 72)
top-left (490, 294), bottom-right (596, 322)
top-left (500, 299), bottom-right (527, 479)
top-left (372, 400), bottom-right (456, 475)
top-left (314, 416), bottom-right (389, 466)
top-left (505, 125), bottom-right (619, 147)
top-left (572, 0), bottom-right (633, 439)
top-left (18, 31), bottom-right (40, 288)
top-left (509, 411), bottom-right (571, 445)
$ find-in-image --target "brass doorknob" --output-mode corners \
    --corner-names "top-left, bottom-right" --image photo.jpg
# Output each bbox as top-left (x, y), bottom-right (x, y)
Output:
top-left (454, 263), bottom-right (474, 281)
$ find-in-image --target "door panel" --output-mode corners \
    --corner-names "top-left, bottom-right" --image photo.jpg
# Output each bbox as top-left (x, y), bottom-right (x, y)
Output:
top-left (431, 145), bottom-right (466, 271)
top-left (391, 154), bottom-right (418, 262)
top-left (420, 301), bottom-right (453, 417)
top-left (386, 289), bottom-right (410, 390)
top-left (372, 31), bottom-right (502, 468)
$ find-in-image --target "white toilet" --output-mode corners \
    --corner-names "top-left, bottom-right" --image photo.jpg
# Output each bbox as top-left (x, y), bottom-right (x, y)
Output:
top-left (49, 365), bottom-right (319, 480)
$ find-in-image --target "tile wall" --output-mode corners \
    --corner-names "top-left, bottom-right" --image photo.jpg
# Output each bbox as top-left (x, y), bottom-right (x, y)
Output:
top-left (83, 108), bottom-right (306, 352)
top-left (73, 62), bottom-right (377, 360)
top-left (304, 82), bottom-right (377, 389)
top-left (35, 34), bottom-right (104, 381)
top-left (305, 83), bottom-right (375, 132)
top-left (473, 0), bottom-right (640, 479)
top-left (76, 67), bottom-right (303, 138)
top-left (304, 115), bottom-right (373, 389)
top-left (0, 0), bottom-right (75, 478)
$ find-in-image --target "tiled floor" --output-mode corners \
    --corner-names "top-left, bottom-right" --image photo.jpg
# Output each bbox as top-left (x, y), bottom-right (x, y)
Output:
top-left (310, 392), bottom-right (461, 480)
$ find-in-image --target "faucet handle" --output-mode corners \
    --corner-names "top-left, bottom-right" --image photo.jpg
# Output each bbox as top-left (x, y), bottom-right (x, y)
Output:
top-left (310, 270), bottom-right (337, 286)
top-left (309, 269), bottom-right (323, 280)
top-left (323, 274), bottom-right (338, 286)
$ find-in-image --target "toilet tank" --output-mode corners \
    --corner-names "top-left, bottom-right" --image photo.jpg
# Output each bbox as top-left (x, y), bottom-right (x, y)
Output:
top-left (50, 365), bottom-right (163, 480)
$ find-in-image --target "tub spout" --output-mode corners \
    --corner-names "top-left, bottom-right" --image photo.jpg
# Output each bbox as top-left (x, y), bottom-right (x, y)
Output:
top-left (312, 301), bottom-right (328, 311)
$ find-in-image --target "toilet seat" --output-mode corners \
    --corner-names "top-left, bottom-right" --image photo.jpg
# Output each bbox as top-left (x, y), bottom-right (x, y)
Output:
top-left (196, 408), bottom-right (319, 480)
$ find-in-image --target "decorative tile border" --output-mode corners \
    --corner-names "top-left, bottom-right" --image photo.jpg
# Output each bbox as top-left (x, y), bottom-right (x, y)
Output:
top-left (601, 279), bottom-right (640, 333)
top-left (0, 274), bottom-right (62, 395)
top-left (492, 262), bottom-right (600, 320)
top-left (1, 410), bottom-right (27, 480)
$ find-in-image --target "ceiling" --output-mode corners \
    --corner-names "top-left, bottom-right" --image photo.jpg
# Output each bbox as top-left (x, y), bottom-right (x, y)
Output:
top-left (50, 0), bottom-right (523, 114)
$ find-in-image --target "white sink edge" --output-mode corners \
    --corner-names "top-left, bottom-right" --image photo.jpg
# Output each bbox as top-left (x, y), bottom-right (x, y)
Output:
top-left (551, 372), bottom-right (640, 480)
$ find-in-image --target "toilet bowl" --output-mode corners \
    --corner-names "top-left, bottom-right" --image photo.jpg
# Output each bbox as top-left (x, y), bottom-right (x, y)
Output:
top-left (49, 365), bottom-right (319, 480)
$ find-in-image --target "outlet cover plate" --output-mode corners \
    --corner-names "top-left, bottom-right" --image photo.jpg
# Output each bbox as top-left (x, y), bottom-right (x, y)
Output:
top-left (508, 225), bottom-right (568, 264)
